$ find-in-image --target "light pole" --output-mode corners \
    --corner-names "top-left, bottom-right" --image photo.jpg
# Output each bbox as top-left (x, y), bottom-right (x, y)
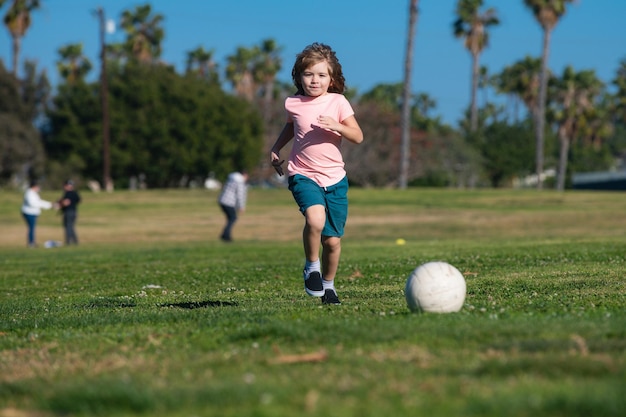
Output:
top-left (399, 0), bottom-right (419, 189)
top-left (96, 7), bottom-right (112, 191)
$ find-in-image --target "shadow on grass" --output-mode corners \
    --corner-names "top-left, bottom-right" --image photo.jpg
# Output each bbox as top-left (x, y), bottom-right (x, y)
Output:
top-left (160, 300), bottom-right (238, 309)
top-left (84, 297), bottom-right (137, 309)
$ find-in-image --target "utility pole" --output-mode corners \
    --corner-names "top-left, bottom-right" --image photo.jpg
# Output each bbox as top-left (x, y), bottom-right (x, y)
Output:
top-left (399, 0), bottom-right (419, 189)
top-left (96, 7), bottom-right (112, 191)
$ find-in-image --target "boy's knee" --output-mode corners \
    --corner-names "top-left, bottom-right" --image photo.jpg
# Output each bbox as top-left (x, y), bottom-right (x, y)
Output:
top-left (305, 205), bottom-right (326, 230)
top-left (322, 236), bottom-right (341, 251)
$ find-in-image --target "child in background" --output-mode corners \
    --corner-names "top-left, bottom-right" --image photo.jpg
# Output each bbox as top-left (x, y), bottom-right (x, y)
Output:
top-left (269, 43), bottom-right (363, 304)
top-left (218, 170), bottom-right (248, 242)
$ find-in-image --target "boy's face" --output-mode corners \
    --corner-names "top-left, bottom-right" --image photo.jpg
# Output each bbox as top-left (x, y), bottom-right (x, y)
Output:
top-left (300, 60), bottom-right (331, 97)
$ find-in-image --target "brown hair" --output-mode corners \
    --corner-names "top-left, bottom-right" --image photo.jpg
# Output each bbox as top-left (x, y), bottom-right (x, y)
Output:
top-left (291, 43), bottom-right (346, 95)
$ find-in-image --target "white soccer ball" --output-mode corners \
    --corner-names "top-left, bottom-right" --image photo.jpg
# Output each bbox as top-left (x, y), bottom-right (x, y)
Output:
top-left (405, 261), bottom-right (466, 313)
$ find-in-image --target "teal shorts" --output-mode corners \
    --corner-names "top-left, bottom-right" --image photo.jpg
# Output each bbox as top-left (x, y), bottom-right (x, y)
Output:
top-left (288, 174), bottom-right (349, 238)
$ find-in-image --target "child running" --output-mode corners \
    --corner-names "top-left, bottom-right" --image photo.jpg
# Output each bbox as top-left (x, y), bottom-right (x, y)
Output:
top-left (269, 42), bottom-right (363, 304)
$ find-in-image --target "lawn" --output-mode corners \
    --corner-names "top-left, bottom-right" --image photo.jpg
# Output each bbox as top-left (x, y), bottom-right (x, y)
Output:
top-left (1, 187), bottom-right (625, 416)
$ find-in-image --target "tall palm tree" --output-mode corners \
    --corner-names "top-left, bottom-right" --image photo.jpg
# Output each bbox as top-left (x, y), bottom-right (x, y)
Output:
top-left (120, 4), bottom-right (164, 63)
top-left (453, 0), bottom-right (499, 132)
top-left (524, 0), bottom-right (575, 189)
top-left (549, 66), bottom-right (603, 191)
top-left (2, 0), bottom-right (40, 77)
top-left (56, 43), bottom-right (92, 84)
top-left (399, 0), bottom-right (419, 189)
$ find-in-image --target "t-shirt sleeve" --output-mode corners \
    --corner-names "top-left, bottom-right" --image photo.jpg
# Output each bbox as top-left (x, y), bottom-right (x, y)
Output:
top-left (338, 95), bottom-right (355, 122)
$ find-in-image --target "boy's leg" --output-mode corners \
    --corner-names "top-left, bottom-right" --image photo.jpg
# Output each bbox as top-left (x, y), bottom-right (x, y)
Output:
top-left (321, 236), bottom-right (341, 282)
top-left (321, 236), bottom-right (342, 304)
top-left (302, 204), bottom-right (325, 296)
top-left (303, 205), bottom-right (325, 262)
top-left (318, 177), bottom-right (348, 304)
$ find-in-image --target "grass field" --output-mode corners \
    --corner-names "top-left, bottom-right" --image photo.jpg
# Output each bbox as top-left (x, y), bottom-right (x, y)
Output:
top-left (1, 187), bottom-right (625, 416)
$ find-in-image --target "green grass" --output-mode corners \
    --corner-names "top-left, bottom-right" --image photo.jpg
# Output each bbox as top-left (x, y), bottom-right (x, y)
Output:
top-left (1, 187), bottom-right (625, 416)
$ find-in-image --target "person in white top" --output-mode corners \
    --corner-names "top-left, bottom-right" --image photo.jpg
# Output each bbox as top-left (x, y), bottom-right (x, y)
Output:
top-left (218, 170), bottom-right (248, 242)
top-left (21, 180), bottom-right (55, 247)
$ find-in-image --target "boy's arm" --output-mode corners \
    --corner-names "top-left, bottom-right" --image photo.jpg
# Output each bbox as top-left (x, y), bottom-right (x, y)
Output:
top-left (269, 122), bottom-right (294, 176)
top-left (316, 114), bottom-right (363, 144)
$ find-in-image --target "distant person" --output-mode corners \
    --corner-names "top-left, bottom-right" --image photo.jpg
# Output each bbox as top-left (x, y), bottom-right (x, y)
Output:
top-left (218, 170), bottom-right (248, 242)
top-left (21, 180), bottom-right (55, 248)
top-left (269, 43), bottom-right (364, 305)
top-left (58, 179), bottom-right (81, 245)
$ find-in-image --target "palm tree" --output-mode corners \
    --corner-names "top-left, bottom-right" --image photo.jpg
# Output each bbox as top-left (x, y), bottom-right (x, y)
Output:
top-left (185, 46), bottom-right (217, 82)
top-left (2, 0), bottom-right (40, 77)
top-left (225, 46), bottom-right (257, 101)
top-left (524, 0), bottom-right (575, 189)
top-left (415, 92), bottom-right (436, 119)
top-left (549, 66), bottom-right (604, 191)
top-left (253, 39), bottom-right (282, 116)
top-left (225, 39), bottom-right (282, 107)
top-left (453, 0), bottom-right (499, 132)
top-left (399, 0), bottom-right (419, 189)
top-left (56, 43), bottom-right (92, 84)
top-left (492, 56), bottom-right (543, 123)
top-left (612, 58), bottom-right (626, 124)
top-left (478, 65), bottom-right (490, 107)
top-left (579, 94), bottom-right (613, 150)
top-left (120, 4), bottom-right (164, 63)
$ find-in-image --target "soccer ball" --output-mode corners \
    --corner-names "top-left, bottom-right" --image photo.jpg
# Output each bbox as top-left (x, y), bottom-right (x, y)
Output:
top-left (405, 261), bottom-right (466, 313)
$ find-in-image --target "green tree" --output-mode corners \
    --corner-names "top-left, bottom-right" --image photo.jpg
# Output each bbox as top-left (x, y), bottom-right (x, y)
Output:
top-left (360, 82), bottom-right (404, 110)
top-left (56, 43), bottom-right (92, 84)
top-left (350, 83), bottom-right (476, 188)
top-left (524, 0), bottom-right (575, 189)
top-left (481, 120), bottom-right (535, 187)
top-left (1, 0), bottom-right (40, 77)
top-left (0, 59), bottom-right (48, 184)
top-left (453, 0), bottom-right (499, 132)
top-left (44, 78), bottom-right (100, 184)
top-left (120, 3), bottom-right (164, 64)
top-left (46, 63), bottom-right (263, 188)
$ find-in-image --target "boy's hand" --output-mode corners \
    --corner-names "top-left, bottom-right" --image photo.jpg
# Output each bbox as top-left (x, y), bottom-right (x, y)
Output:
top-left (270, 152), bottom-right (285, 176)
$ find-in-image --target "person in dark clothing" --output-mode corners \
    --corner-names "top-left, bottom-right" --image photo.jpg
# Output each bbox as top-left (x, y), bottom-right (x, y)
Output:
top-left (58, 180), bottom-right (81, 245)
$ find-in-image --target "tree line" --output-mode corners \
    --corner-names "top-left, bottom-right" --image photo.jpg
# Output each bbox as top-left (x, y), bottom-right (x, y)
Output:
top-left (0, 0), bottom-right (625, 190)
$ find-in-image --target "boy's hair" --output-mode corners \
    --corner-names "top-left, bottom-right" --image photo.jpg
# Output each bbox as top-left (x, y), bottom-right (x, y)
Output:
top-left (292, 43), bottom-right (346, 95)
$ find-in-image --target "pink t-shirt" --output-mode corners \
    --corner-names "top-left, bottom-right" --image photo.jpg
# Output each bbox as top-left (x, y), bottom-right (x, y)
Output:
top-left (285, 93), bottom-right (355, 187)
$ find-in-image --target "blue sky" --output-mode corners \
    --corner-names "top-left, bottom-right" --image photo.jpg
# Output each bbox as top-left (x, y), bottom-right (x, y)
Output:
top-left (1, 0), bottom-right (624, 125)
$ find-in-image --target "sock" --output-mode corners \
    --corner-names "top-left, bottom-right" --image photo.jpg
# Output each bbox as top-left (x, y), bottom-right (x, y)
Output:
top-left (322, 279), bottom-right (334, 291)
top-left (304, 259), bottom-right (320, 276)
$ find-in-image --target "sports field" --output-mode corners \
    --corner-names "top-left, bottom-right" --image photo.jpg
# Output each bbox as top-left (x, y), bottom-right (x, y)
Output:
top-left (1, 187), bottom-right (625, 416)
